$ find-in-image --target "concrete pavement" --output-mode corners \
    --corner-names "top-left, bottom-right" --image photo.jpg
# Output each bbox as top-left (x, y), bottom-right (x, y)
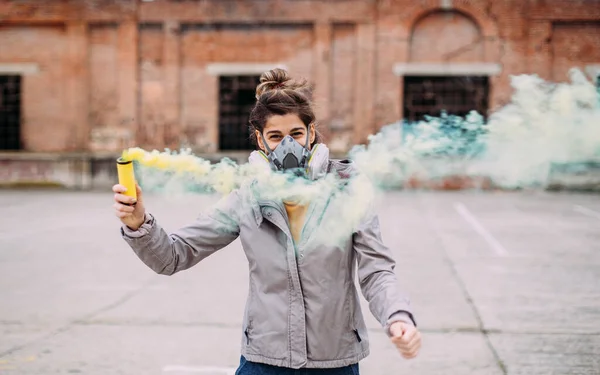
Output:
top-left (0, 189), bottom-right (599, 374)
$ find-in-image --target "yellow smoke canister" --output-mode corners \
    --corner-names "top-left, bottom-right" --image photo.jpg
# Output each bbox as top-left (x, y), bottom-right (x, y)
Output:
top-left (117, 157), bottom-right (137, 202)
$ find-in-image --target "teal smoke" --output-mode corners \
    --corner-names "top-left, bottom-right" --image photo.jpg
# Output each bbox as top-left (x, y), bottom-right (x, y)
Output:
top-left (135, 68), bottom-right (600, 194)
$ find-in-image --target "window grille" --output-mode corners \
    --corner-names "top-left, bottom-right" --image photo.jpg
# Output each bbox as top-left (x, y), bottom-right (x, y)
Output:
top-left (403, 76), bottom-right (489, 123)
top-left (0, 75), bottom-right (22, 150)
top-left (218, 75), bottom-right (260, 150)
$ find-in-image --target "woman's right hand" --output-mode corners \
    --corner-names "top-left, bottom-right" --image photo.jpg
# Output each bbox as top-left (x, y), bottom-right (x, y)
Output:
top-left (113, 183), bottom-right (146, 230)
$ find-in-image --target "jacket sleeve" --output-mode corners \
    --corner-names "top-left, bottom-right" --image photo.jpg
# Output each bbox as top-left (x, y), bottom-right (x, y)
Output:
top-left (353, 213), bottom-right (417, 335)
top-left (121, 189), bottom-right (241, 275)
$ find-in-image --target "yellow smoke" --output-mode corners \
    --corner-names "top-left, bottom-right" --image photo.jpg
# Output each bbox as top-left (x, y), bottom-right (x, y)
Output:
top-left (121, 147), bottom-right (212, 176)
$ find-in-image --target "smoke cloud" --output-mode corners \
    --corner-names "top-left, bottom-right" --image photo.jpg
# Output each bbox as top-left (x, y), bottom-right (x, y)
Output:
top-left (121, 69), bottom-right (600, 246)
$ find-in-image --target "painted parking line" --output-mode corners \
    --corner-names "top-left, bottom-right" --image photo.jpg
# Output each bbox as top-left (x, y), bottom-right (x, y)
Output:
top-left (162, 365), bottom-right (236, 375)
top-left (453, 202), bottom-right (508, 256)
top-left (573, 205), bottom-right (600, 220)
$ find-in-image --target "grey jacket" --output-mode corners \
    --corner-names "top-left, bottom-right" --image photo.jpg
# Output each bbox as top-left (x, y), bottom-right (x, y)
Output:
top-left (121, 160), bottom-right (415, 369)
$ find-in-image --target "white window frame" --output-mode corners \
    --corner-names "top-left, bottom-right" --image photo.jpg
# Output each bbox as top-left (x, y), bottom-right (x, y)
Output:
top-left (206, 63), bottom-right (288, 76)
top-left (393, 63), bottom-right (502, 76)
top-left (0, 63), bottom-right (39, 75)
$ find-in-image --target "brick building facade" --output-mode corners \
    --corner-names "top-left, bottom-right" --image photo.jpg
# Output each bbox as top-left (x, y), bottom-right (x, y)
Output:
top-left (1, 0), bottom-right (599, 156)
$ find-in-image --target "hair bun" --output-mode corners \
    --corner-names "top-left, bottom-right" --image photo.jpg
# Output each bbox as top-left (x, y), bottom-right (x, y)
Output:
top-left (255, 68), bottom-right (310, 99)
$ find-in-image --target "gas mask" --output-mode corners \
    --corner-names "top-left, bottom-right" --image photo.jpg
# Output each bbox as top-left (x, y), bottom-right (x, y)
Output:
top-left (248, 131), bottom-right (330, 180)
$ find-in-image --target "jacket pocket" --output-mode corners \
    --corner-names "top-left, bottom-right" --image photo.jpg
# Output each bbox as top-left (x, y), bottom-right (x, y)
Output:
top-left (243, 283), bottom-right (255, 346)
top-left (353, 329), bottom-right (362, 343)
top-left (347, 284), bottom-right (364, 347)
top-left (245, 304), bottom-right (254, 345)
top-left (346, 282), bottom-right (357, 330)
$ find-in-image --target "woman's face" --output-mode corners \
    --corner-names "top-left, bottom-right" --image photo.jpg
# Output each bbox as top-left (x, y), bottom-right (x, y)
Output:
top-left (256, 114), bottom-right (316, 153)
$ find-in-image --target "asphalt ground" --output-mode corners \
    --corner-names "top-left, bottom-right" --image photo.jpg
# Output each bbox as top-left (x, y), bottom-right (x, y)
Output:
top-left (0, 189), bottom-right (599, 375)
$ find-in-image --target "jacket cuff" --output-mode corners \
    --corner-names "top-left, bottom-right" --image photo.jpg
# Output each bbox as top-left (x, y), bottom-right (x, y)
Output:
top-left (385, 311), bottom-right (417, 337)
top-left (121, 213), bottom-right (155, 238)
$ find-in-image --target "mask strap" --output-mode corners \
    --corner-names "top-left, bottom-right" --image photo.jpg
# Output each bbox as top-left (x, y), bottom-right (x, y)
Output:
top-left (300, 124), bottom-right (312, 168)
top-left (259, 131), bottom-right (273, 154)
top-left (259, 131), bottom-right (283, 170)
top-left (304, 124), bottom-right (310, 150)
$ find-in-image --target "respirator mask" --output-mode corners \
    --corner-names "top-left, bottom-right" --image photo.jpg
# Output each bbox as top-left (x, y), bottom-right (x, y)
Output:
top-left (248, 129), bottom-right (329, 180)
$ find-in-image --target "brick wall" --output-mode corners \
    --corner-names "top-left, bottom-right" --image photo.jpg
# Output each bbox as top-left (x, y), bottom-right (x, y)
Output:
top-left (551, 22), bottom-right (600, 82)
top-left (88, 23), bottom-right (122, 151)
top-left (0, 0), bottom-right (598, 154)
top-left (179, 24), bottom-right (314, 152)
top-left (0, 25), bottom-right (69, 151)
top-left (330, 24), bottom-right (356, 153)
top-left (138, 23), bottom-right (166, 150)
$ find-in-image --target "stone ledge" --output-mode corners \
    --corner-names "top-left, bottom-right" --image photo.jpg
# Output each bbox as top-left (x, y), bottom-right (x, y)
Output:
top-left (0, 151), bottom-right (120, 161)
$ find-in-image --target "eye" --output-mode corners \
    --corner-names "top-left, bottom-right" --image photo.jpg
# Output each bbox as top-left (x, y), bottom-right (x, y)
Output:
top-left (270, 134), bottom-right (282, 140)
top-left (292, 132), bottom-right (303, 137)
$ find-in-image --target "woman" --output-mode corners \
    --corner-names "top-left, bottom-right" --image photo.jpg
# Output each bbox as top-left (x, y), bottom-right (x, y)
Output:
top-left (112, 69), bottom-right (421, 374)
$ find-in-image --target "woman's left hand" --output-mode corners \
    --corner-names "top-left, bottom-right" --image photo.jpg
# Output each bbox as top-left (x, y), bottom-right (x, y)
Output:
top-left (389, 322), bottom-right (421, 359)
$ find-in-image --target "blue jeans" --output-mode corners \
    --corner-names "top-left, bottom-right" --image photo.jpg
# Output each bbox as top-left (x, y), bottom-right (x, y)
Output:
top-left (235, 356), bottom-right (359, 375)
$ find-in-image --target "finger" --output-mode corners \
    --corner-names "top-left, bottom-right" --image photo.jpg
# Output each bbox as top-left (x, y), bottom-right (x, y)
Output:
top-left (115, 210), bottom-right (130, 219)
top-left (405, 343), bottom-right (421, 358)
top-left (391, 335), bottom-right (406, 347)
top-left (402, 336), bottom-right (422, 357)
top-left (400, 327), bottom-right (417, 343)
top-left (114, 202), bottom-right (135, 214)
top-left (394, 333), bottom-right (420, 354)
top-left (113, 184), bottom-right (127, 193)
top-left (134, 183), bottom-right (143, 202)
top-left (392, 334), bottom-right (412, 347)
top-left (399, 343), bottom-right (420, 357)
top-left (114, 193), bottom-right (137, 205)
top-left (403, 337), bottom-right (421, 354)
top-left (400, 330), bottom-right (419, 348)
top-left (389, 323), bottom-right (404, 339)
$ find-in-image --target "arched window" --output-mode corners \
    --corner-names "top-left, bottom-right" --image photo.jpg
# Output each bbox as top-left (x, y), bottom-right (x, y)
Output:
top-left (410, 10), bottom-right (483, 63)
top-left (403, 11), bottom-right (489, 122)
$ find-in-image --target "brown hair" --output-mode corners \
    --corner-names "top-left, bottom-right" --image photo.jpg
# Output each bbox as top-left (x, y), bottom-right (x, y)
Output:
top-left (249, 68), bottom-right (321, 149)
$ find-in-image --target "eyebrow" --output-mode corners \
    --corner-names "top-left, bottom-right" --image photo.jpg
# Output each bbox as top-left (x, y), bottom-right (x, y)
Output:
top-left (266, 127), bottom-right (305, 136)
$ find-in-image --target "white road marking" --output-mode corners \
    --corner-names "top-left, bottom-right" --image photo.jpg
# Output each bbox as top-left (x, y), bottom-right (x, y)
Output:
top-left (573, 205), bottom-right (600, 220)
top-left (162, 365), bottom-right (236, 374)
top-left (453, 202), bottom-right (508, 256)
